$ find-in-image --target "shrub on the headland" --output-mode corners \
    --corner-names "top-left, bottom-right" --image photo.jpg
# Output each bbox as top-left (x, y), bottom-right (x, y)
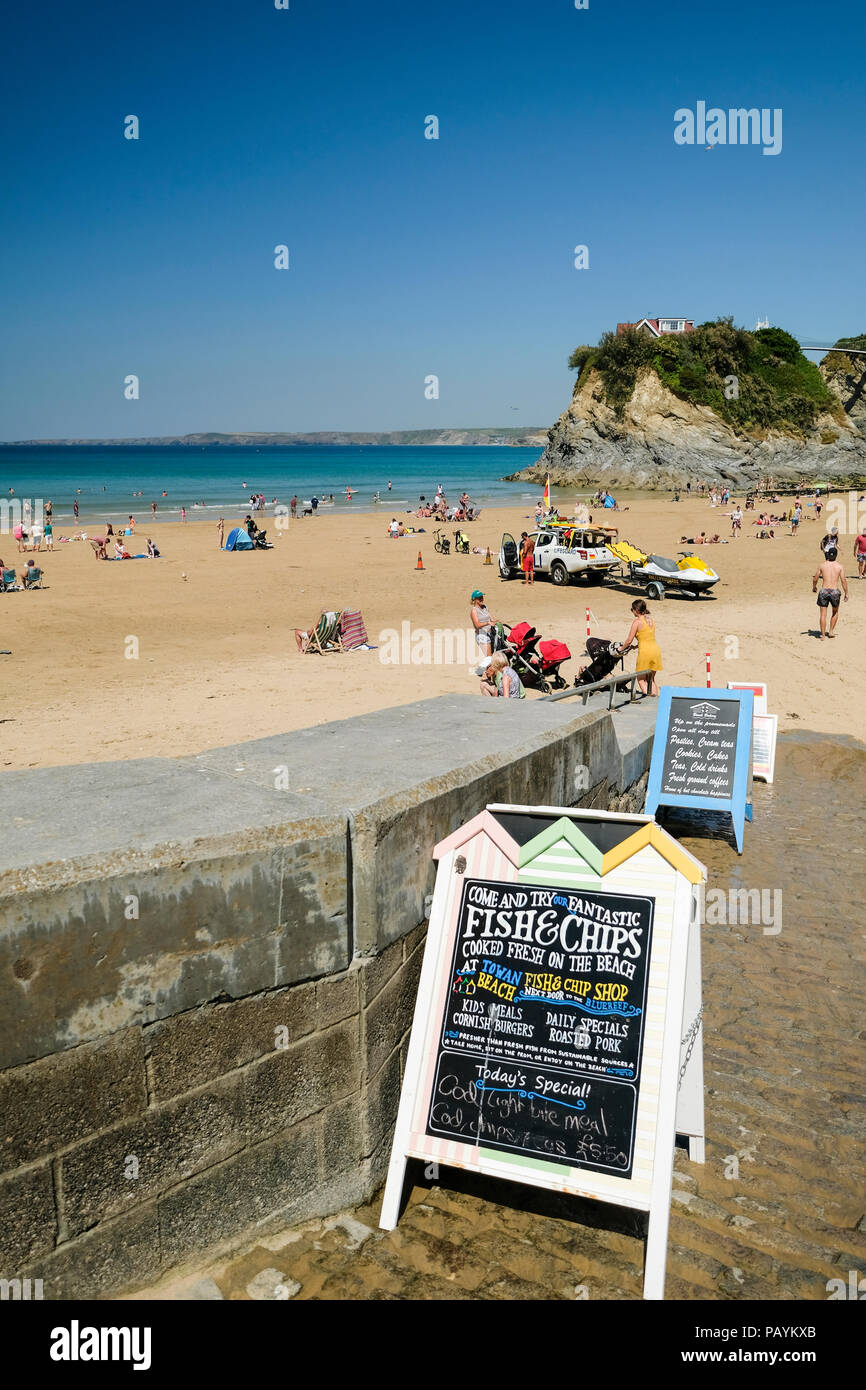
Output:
top-left (568, 317), bottom-right (843, 436)
top-left (823, 333), bottom-right (866, 373)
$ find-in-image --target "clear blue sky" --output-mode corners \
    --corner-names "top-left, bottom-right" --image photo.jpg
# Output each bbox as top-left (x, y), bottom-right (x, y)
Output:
top-left (1, 0), bottom-right (863, 439)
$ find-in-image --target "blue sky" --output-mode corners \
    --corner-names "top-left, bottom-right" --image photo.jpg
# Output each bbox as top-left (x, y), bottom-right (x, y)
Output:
top-left (1, 0), bottom-right (863, 438)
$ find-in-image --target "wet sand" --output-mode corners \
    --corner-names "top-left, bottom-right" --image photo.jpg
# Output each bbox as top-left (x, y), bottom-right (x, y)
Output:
top-left (1, 494), bottom-right (863, 770)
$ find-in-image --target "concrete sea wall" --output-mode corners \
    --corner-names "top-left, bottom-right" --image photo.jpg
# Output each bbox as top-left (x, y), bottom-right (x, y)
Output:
top-left (0, 693), bottom-right (654, 1297)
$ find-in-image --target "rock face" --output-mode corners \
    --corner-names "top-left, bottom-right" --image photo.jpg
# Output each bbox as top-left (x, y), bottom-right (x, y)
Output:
top-left (821, 353), bottom-right (866, 438)
top-left (509, 366), bottom-right (866, 491)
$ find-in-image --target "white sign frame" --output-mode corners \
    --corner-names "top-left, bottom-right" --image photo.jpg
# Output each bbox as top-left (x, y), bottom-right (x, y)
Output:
top-left (751, 712), bottom-right (778, 784)
top-left (380, 805), bottom-right (706, 1300)
top-left (726, 680), bottom-right (768, 716)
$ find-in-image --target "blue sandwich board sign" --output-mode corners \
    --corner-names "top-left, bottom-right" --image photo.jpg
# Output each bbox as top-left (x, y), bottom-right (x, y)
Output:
top-left (645, 687), bottom-right (754, 853)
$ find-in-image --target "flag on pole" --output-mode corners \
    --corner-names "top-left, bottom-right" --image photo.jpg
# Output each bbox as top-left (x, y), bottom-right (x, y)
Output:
top-left (543, 475), bottom-right (550, 511)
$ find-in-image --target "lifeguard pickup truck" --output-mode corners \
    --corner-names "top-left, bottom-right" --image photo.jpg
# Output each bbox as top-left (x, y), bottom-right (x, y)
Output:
top-left (498, 525), bottom-right (620, 586)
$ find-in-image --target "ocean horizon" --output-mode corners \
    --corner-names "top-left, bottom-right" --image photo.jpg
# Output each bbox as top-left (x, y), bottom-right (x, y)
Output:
top-left (0, 443), bottom-right (551, 524)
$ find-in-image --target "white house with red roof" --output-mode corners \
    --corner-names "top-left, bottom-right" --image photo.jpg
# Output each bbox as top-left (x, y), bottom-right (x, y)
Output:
top-left (617, 317), bottom-right (695, 337)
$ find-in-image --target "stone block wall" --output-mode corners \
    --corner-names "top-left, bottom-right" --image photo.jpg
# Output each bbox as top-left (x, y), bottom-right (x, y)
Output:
top-left (0, 694), bottom-right (654, 1296)
top-left (1, 931), bottom-right (425, 1298)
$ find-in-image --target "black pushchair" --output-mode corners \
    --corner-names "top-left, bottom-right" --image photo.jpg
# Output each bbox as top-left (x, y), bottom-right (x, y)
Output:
top-left (573, 637), bottom-right (625, 689)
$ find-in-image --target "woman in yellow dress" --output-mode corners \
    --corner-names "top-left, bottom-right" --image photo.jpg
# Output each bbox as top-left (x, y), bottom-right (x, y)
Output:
top-left (623, 599), bottom-right (662, 696)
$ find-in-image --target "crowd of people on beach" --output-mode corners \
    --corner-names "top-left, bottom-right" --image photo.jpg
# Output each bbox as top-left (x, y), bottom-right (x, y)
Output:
top-left (465, 479), bottom-right (865, 700)
top-left (413, 486), bottom-right (478, 521)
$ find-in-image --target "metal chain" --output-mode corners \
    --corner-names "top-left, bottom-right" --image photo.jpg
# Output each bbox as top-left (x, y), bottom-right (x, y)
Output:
top-left (678, 1006), bottom-right (703, 1090)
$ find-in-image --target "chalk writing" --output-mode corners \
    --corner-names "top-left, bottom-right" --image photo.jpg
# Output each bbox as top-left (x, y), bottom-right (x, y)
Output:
top-left (424, 878), bottom-right (655, 1177)
top-left (660, 698), bottom-right (738, 799)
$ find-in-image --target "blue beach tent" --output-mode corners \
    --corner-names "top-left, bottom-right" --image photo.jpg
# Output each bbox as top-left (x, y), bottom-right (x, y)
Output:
top-left (224, 527), bottom-right (254, 551)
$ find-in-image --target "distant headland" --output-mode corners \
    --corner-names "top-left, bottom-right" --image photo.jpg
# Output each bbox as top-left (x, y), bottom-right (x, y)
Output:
top-left (2, 427), bottom-right (548, 449)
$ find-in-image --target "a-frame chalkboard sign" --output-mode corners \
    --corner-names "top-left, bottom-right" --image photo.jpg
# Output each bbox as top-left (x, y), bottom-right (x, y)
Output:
top-left (380, 805), bottom-right (707, 1300)
top-left (645, 687), bottom-right (755, 853)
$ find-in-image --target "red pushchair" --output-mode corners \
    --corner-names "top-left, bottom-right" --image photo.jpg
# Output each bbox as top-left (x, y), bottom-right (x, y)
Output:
top-left (502, 621), bottom-right (572, 692)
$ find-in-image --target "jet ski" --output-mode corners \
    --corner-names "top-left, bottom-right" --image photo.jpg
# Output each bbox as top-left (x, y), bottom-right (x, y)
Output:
top-left (607, 539), bottom-right (719, 599)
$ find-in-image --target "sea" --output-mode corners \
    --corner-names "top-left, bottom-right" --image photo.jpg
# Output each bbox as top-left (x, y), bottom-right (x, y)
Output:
top-left (0, 444), bottom-right (552, 526)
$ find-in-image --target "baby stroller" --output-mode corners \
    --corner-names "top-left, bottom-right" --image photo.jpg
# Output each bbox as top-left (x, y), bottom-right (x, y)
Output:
top-left (252, 529), bottom-right (273, 549)
top-left (502, 621), bottom-right (572, 694)
top-left (454, 530), bottom-right (471, 555)
top-left (484, 622), bottom-right (545, 692)
top-left (573, 637), bottom-right (625, 689)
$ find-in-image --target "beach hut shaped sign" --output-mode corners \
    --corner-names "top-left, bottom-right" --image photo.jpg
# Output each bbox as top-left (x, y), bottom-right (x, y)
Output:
top-left (380, 804), bottom-right (707, 1300)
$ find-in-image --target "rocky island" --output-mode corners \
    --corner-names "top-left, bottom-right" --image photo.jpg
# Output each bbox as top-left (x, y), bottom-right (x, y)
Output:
top-left (506, 320), bottom-right (866, 491)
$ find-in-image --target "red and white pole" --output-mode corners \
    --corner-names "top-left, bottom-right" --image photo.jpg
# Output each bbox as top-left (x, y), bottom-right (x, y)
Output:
top-left (705, 651), bottom-right (711, 688)
top-left (586, 607), bottom-right (591, 640)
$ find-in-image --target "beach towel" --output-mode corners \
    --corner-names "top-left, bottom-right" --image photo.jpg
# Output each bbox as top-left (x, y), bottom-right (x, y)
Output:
top-left (340, 610), bottom-right (369, 650)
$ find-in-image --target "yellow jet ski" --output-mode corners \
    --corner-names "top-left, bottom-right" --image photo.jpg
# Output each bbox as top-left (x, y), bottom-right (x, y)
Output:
top-left (608, 539), bottom-right (719, 599)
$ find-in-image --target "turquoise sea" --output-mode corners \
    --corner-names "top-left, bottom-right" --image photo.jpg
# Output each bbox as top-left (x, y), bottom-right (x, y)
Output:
top-left (0, 445), bottom-right (549, 525)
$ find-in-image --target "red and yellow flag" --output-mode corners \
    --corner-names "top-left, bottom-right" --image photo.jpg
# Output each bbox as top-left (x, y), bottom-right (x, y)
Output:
top-left (543, 475), bottom-right (550, 510)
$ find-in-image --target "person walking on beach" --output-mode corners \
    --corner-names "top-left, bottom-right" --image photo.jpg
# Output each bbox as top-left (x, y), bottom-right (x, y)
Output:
top-left (290, 495), bottom-right (298, 519)
top-left (813, 550), bottom-right (848, 638)
top-left (622, 599), bottom-right (662, 697)
top-left (151, 500), bottom-right (157, 517)
top-left (73, 499), bottom-right (79, 521)
top-left (790, 503), bottom-right (802, 536)
top-left (44, 518), bottom-right (53, 551)
top-left (854, 527), bottom-right (866, 578)
top-left (217, 517), bottom-right (225, 549)
top-left (181, 506), bottom-right (187, 523)
top-left (519, 531), bottom-right (535, 584)
top-left (731, 504), bottom-right (743, 538)
top-left (821, 525), bottom-right (840, 556)
top-left (470, 589), bottom-right (498, 658)
top-left (311, 495), bottom-right (318, 514)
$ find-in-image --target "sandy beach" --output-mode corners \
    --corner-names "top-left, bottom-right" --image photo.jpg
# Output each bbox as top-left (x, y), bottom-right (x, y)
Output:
top-left (1, 494), bottom-right (863, 771)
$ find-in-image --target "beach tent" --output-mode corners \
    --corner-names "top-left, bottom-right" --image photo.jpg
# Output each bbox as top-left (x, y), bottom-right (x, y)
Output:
top-left (603, 494), bottom-right (616, 509)
top-left (223, 527), bottom-right (254, 551)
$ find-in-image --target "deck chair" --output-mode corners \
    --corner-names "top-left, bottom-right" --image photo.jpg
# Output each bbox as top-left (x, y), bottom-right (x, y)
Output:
top-left (23, 567), bottom-right (44, 589)
top-left (1, 568), bottom-right (19, 591)
top-left (303, 610), bottom-right (344, 654)
top-left (340, 609), bottom-right (369, 650)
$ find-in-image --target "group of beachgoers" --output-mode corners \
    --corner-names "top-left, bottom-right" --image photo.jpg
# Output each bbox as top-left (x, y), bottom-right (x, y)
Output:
top-left (89, 520), bottom-right (162, 560)
top-left (8, 501), bottom-right (160, 566)
top-left (414, 486), bottom-right (477, 521)
top-left (0, 556), bottom-right (44, 590)
top-left (468, 589), bottom-right (663, 701)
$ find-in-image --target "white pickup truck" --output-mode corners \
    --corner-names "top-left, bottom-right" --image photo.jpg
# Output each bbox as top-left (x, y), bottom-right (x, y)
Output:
top-left (498, 526), bottom-right (620, 586)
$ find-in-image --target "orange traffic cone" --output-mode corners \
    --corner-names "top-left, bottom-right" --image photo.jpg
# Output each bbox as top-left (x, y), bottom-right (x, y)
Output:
top-left (416, 551), bottom-right (424, 570)
top-left (484, 547), bottom-right (492, 565)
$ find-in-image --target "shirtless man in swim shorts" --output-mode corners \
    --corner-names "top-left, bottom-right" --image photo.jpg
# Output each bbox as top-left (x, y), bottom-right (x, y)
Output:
top-left (812, 550), bottom-right (849, 639)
